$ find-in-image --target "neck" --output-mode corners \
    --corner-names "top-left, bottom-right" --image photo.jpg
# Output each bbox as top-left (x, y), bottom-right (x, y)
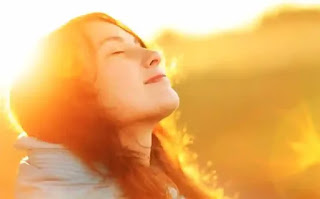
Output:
top-left (118, 122), bottom-right (156, 166)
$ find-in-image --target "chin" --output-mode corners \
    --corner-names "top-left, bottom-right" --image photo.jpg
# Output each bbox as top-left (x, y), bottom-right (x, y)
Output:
top-left (156, 90), bottom-right (180, 118)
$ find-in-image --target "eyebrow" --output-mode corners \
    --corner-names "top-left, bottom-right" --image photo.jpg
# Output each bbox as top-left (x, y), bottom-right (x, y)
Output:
top-left (98, 36), bottom-right (141, 48)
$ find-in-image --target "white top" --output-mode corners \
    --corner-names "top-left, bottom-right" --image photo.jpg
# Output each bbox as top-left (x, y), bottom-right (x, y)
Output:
top-left (14, 136), bottom-right (184, 199)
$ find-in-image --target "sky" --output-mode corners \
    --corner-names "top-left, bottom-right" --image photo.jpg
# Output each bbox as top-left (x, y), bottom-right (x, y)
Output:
top-left (0, 0), bottom-right (319, 87)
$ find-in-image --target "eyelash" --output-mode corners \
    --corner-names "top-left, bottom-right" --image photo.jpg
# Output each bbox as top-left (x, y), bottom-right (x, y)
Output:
top-left (111, 51), bottom-right (125, 55)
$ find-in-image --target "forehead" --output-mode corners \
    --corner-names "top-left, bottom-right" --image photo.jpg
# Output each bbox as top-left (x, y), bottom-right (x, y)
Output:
top-left (84, 21), bottom-right (137, 48)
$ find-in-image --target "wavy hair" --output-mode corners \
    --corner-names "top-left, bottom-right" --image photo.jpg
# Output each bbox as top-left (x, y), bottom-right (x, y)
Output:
top-left (9, 12), bottom-right (213, 199)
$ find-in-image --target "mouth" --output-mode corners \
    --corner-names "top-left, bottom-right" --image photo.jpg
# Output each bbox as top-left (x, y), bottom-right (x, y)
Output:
top-left (144, 74), bottom-right (166, 84)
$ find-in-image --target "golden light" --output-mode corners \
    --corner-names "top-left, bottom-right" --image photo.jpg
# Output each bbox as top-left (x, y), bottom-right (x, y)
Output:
top-left (0, 0), bottom-right (319, 88)
top-left (160, 111), bottom-right (232, 199)
top-left (1, 1), bottom-right (320, 198)
top-left (269, 103), bottom-right (320, 182)
top-left (291, 104), bottom-right (320, 173)
top-left (3, 92), bottom-right (24, 134)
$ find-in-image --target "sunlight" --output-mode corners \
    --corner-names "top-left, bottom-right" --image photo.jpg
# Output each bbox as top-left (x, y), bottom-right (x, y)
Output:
top-left (269, 103), bottom-right (320, 182)
top-left (2, 89), bottom-right (24, 134)
top-left (291, 105), bottom-right (320, 172)
top-left (0, 0), bottom-right (318, 88)
top-left (1, 1), bottom-right (319, 198)
top-left (160, 112), bottom-right (232, 199)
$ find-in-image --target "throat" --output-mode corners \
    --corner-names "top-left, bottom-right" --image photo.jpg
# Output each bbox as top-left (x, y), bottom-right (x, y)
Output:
top-left (118, 123), bottom-right (154, 166)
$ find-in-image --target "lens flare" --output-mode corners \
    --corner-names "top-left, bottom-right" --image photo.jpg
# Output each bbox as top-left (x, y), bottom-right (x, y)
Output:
top-left (291, 104), bottom-right (320, 172)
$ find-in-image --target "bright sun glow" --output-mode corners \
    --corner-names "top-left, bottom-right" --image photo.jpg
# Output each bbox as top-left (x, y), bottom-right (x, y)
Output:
top-left (0, 0), bottom-right (319, 88)
top-left (1, 1), bottom-right (320, 198)
top-left (291, 104), bottom-right (320, 172)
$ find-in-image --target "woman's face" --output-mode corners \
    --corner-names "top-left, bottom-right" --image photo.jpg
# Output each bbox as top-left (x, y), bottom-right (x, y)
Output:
top-left (85, 21), bottom-right (179, 125)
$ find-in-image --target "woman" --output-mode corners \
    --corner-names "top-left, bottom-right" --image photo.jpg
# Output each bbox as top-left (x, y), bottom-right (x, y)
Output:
top-left (10, 12), bottom-right (213, 199)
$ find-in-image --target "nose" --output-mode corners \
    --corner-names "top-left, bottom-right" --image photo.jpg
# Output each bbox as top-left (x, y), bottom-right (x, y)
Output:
top-left (144, 50), bottom-right (161, 68)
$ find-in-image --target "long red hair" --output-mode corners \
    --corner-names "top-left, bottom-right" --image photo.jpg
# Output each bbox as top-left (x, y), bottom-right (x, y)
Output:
top-left (9, 13), bottom-right (214, 199)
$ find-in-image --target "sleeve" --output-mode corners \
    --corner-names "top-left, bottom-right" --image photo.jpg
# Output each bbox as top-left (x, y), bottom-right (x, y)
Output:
top-left (15, 161), bottom-right (123, 199)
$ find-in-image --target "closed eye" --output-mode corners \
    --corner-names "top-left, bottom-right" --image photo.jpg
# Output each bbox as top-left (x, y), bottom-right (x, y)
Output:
top-left (111, 51), bottom-right (125, 55)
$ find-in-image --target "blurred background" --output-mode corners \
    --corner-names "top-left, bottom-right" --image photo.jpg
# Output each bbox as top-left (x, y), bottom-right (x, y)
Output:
top-left (1, 1), bottom-right (320, 199)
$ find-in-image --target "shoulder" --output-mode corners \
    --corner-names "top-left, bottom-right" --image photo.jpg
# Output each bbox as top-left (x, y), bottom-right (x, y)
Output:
top-left (15, 169), bottom-right (123, 199)
top-left (14, 136), bottom-right (124, 199)
top-left (15, 185), bottom-right (121, 199)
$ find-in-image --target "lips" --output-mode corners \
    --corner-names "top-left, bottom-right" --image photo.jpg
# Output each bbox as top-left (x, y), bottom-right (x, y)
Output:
top-left (144, 74), bottom-right (166, 84)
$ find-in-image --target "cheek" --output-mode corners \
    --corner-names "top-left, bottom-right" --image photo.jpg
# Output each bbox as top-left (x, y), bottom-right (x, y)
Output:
top-left (95, 60), bottom-right (145, 109)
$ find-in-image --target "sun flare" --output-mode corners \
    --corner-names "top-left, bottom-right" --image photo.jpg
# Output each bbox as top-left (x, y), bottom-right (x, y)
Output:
top-left (0, 0), bottom-right (318, 88)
